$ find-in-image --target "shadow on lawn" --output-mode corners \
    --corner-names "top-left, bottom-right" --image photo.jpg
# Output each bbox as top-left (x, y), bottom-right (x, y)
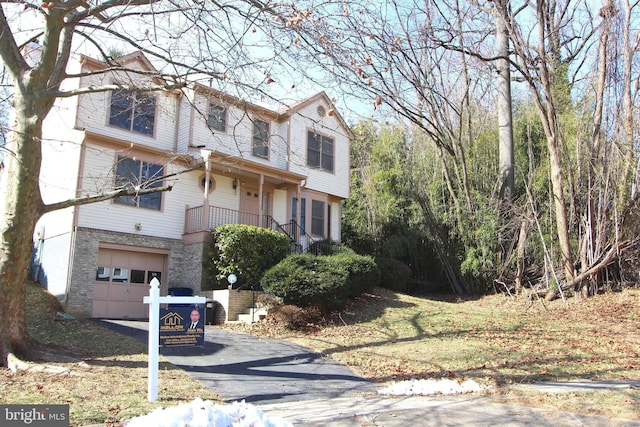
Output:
top-left (341, 288), bottom-right (418, 324)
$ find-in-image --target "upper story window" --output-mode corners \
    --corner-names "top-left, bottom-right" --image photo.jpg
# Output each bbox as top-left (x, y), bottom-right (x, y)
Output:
top-left (109, 90), bottom-right (156, 136)
top-left (114, 156), bottom-right (163, 210)
top-left (208, 104), bottom-right (227, 132)
top-left (307, 131), bottom-right (334, 172)
top-left (252, 119), bottom-right (270, 158)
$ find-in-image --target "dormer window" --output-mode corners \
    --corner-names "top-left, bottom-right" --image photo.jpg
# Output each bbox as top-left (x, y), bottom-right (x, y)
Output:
top-left (208, 104), bottom-right (227, 132)
top-left (109, 90), bottom-right (156, 136)
top-left (252, 119), bottom-right (270, 158)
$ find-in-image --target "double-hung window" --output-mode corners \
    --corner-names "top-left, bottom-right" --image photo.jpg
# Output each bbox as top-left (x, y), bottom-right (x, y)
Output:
top-left (307, 131), bottom-right (334, 172)
top-left (252, 119), bottom-right (270, 158)
top-left (311, 200), bottom-right (325, 237)
top-left (109, 90), bottom-right (156, 136)
top-left (114, 156), bottom-right (163, 210)
top-left (208, 104), bottom-right (227, 132)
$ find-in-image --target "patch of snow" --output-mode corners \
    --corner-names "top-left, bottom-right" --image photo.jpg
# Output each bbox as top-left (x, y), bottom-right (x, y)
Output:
top-left (126, 398), bottom-right (293, 427)
top-left (378, 378), bottom-right (488, 396)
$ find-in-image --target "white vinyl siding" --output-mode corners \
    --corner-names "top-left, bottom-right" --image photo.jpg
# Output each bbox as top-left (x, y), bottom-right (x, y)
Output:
top-left (286, 103), bottom-right (350, 199)
top-left (76, 64), bottom-right (178, 152)
top-left (76, 142), bottom-right (243, 239)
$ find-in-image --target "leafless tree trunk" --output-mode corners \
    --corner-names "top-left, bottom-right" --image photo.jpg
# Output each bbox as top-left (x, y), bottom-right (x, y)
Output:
top-left (581, 0), bottom-right (615, 297)
top-left (495, 0), bottom-right (514, 202)
top-left (619, 0), bottom-right (640, 204)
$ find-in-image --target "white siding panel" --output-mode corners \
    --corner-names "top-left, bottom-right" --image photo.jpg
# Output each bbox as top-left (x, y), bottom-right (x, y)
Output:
top-left (271, 121), bottom-right (288, 170)
top-left (176, 90), bottom-right (193, 154)
top-left (287, 101), bottom-right (350, 199)
top-left (77, 144), bottom-right (241, 239)
top-left (76, 145), bottom-right (187, 239)
top-left (209, 175), bottom-right (241, 210)
top-left (190, 93), bottom-right (254, 157)
top-left (76, 72), bottom-right (179, 152)
top-left (189, 93), bottom-right (290, 171)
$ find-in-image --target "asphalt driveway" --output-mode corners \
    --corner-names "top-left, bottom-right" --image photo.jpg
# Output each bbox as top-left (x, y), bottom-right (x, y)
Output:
top-left (98, 320), bottom-right (378, 404)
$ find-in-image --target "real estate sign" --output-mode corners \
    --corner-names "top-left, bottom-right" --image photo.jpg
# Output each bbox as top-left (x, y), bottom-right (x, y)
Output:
top-left (144, 278), bottom-right (206, 401)
top-left (159, 306), bottom-right (205, 347)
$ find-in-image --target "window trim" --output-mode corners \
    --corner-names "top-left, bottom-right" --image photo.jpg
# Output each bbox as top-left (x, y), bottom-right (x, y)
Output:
top-left (252, 118), bottom-right (270, 159)
top-left (108, 88), bottom-right (157, 137)
top-left (306, 130), bottom-right (335, 173)
top-left (208, 103), bottom-right (227, 133)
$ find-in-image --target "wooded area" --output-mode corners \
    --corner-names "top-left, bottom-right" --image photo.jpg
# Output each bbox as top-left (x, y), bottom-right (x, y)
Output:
top-left (283, 0), bottom-right (640, 298)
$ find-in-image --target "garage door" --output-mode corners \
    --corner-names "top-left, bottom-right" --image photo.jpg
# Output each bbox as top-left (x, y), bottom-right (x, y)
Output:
top-left (92, 248), bottom-right (167, 318)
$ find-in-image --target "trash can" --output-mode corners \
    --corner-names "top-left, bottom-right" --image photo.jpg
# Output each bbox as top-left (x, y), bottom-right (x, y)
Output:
top-left (168, 287), bottom-right (193, 307)
top-left (206, 299), bottom-right (217, 325)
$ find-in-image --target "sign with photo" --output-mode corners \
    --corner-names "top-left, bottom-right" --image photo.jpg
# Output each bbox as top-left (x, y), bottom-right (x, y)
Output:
top-left (158, 305), bottom-right (205, 347)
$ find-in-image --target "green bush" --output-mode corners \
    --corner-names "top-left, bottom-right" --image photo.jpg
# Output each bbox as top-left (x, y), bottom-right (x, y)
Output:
top-left (261, 252), bottom-right (379, 311)
top-left (376, 257), bottom-right (412, 292)
top-left (208, 224), bottom-right (290, 288)
top-left (335, 252), bottom-right (380, 297)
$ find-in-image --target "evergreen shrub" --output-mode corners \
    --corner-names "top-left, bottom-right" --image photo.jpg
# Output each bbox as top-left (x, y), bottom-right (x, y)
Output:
top-left (261, 252), bottom-right (379, 310)
top-left (208, 224), bottom-right (290, 288)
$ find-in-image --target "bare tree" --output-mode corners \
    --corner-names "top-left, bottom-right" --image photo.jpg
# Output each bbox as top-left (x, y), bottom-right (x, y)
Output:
top-left (619, 0), bottom-right (640, 204)
top-left (282, 0), bottom-right (502, 293)
top-left (0, 0), bottom-right (296, 364)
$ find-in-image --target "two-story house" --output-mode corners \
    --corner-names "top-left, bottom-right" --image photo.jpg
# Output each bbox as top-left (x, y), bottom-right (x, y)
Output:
top-left (31, 51), bottom-right (352, 319)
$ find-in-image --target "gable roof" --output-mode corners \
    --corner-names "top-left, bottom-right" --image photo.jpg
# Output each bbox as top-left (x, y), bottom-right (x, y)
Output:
top-left (80, 50), bottom-right (158, 73)
top-left (280, 92), bottom-right (354, 139)
top-left (111, 51), bottom-right (157, 71)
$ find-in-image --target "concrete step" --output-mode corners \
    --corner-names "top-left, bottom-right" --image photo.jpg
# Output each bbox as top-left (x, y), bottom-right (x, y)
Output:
top-left (236, 307), bottom-right (268, 324)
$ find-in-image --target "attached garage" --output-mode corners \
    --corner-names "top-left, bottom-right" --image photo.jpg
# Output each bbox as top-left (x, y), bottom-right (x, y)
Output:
top-left (92, 246), bottom-right (168, 318)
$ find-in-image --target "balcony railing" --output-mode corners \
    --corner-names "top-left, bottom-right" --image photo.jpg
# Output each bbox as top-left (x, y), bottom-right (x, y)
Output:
top-left (184, 205), bottom-right (327, 255)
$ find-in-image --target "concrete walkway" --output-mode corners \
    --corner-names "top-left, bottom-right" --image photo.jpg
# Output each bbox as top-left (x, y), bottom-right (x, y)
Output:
top-left (100, 320), bottom-right (640, 426)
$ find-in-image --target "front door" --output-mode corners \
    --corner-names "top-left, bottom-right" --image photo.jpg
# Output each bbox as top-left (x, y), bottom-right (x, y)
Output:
top-left (239, 186), bottom-right (260, 226)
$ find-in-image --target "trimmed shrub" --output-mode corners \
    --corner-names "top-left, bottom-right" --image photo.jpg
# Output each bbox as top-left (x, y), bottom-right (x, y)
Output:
top-left (335, 252), bottom-right (380, 297)
top-left (261, 252), bottom-right (379, 311)
top-left (208, 224), bottom-right (290, 288)
top-left (261, 254), bottom-right (349, 310)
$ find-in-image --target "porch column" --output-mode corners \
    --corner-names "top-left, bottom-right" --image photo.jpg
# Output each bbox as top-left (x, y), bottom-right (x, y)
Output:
top-left (296, 184), bottom-right (301, 228)
top-left (201, 149), bottom-right (211, 231)
top-left (258, 174), bottom-right (264, 227)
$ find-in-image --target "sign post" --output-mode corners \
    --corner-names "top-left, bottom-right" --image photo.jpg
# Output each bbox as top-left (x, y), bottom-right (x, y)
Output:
top-left (143, 278), bottom-right (206, 401)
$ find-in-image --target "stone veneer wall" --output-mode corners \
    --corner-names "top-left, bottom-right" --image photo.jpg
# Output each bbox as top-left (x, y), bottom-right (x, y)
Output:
top-left (66, 227), bottom-right (206, 317)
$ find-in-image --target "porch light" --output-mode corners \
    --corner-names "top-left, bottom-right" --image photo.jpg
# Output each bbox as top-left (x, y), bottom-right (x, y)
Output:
top-left (232, 178), bottom-right (238, 190)
top-left (227, 273), bottom-right (237, 289)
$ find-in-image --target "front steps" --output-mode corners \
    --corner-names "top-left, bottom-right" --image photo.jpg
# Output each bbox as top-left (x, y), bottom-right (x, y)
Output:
top-left (236, 307), bottom-right (268, 324)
